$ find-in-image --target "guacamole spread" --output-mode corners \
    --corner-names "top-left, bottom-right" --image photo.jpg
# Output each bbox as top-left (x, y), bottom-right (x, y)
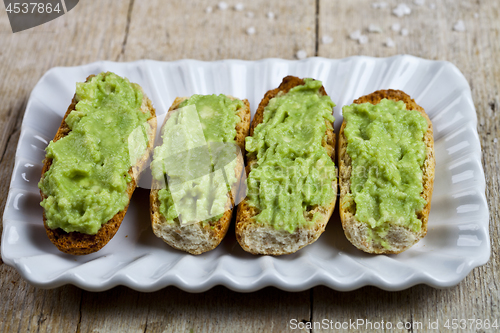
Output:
top-left (342, 99), bottom-right (428, 247)
top-left (245, 79), bottom-right (336, 233)
top-left (39, 72), bottom-right (150, 235)
top-left (151, 94), bottom-right (243, 224)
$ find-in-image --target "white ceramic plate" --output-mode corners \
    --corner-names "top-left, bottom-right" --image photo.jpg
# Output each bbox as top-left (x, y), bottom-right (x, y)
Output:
top-left (1, 56), bottom-right (490, 292)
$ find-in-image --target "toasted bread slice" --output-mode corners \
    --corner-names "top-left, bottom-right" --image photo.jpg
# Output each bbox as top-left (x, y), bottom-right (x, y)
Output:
top-left (150, 96), bottom-right (250, 255)
top-left (40, 74), bottom-right (157, 255)
top-left (339, 89), bottom-right (435, 254)
top-left (235, 76), bottom-right (337, 255)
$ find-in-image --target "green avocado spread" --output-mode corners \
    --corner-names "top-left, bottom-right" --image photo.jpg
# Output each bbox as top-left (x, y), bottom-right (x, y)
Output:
top-left (342, 99), bottom-right (428, 247)
top-left (151, 94), bottom-right (243, 224)
top-left (38, 72), bottom-right (150, 235)
top-left (245, 79), bottom-right (336, 233)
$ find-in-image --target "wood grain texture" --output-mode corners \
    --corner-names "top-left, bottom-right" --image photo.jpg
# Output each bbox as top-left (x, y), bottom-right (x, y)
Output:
top-left (75, 286), bottom-right (309, 333)
top-left (0, 0), bottom-right (498, 332)
top-left (122, 0), bottom-right (316, 61)
top-left (0, 1), bottom-right (313, 332)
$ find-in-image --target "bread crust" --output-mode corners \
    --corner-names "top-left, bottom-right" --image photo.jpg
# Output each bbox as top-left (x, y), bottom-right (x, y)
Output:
top-left (40, 74), bottom-right (157, 255)
top-left (235, 76), bottom-right (337, 255)
top-left (150, 96), bottom-right (251, 255)
top-left (338, 89), bottom-right (435, 254)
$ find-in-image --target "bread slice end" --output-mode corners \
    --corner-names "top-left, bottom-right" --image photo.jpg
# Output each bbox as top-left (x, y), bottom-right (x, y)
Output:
top-left (236, 186), bottom-right (337, 256)
top-left (150, 188), bottom-right (232, 255)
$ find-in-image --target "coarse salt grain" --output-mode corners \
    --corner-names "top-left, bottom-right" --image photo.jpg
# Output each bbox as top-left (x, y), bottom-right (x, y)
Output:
top-left (205, 6), bottom-right (213, 13)
top-left (234, 3), bottom-right (244, 11)
top-left (322, 35), bottom-right (333, 44)
top-left (393, 3), bottom-right (411, 17)
top-left (349, 30), bottom-right (368, 44)
top-left (401, 28), bottom-right (409, 36)
top-left (494, 138), bottom-right (498, 143)
top-left (218, 2), bottom-right (228, 10)
top-left (453, 20), bottom-right (466, 32)
top-left (385, 37), bottom-right (395, 47)
top-left (368, 24), bottom-right (383, 33)
top-left (474, 13), bottom-right (479, 19)
top-left (414, 0), bottom-right (425, 5)
top-left (246, 11), bottom-right (254, 18)
top-left (267, 12), bottom-right (275, 19)
top-left (246, 26), bottom-right (256, 35)
top-left (296, 50), bottom-right (307, 60)
top-left (429, 3), bottom-right (436, 9)
top-left (349, 30), bottom-right (362, 40)
top-left (391, 23), bottom-right (401, 31)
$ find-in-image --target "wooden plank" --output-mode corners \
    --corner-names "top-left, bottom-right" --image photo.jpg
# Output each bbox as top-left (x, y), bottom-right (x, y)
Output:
top-left (0, 0), bottom-right (315, 332)
top-left (0, 1), bottom-right (130, 333)
top-left (76, 286), bottom-right (309, 333)
top-left (0, 133), bottom-right (82, 333)
top-left (122, 0), bottom-right (316, 61)
top-left (0, 0), bottom-right (498, 332)
top-left (317, 0), bottom-right (478, 59)
top-left (314, 0), bottom-right (500, 331)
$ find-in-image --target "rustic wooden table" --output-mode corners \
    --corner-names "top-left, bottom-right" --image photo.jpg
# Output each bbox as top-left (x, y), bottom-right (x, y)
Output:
top-left (0, 1), bottom-right (498, 332)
